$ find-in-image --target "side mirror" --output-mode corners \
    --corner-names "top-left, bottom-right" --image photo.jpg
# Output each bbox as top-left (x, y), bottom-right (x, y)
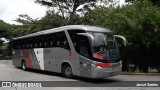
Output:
top-left (114, 35), bottom-right (127, 46)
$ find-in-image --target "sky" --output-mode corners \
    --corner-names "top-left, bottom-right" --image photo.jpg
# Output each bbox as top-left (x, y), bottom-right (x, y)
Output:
top-left (0, 0), bottom-right (125, 25)
top-left (0, 0), bottom-right (47, 24)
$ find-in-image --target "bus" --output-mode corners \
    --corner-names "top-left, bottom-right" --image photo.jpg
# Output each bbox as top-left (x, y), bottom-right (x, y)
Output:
top-left (12, 25), bottom-right (126, 79)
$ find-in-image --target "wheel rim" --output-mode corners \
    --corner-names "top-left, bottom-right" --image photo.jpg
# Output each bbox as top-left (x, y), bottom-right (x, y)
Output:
top-left (65, 67), bottom-right (72, 75)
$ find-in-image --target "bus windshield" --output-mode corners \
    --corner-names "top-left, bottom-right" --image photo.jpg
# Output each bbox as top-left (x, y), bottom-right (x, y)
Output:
top-left (91, 33), bottom-right (120, 62)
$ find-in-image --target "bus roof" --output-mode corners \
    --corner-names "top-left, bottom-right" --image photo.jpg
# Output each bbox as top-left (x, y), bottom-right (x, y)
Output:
top-left (14, 25), bottom-right (112, 40)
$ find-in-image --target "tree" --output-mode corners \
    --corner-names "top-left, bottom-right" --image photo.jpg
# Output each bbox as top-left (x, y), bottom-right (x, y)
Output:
top-left (83, 0), bottom-right (160, 72)
top-left (35, 0), bottom-right (104, 24)
top-left (39, 10), bottom-right (65, 29)
top-left (0, 20), bottom-right (12, 59)
top-left (12, 12), bottom-right (65, 37)
top-left (0, 20), bottom-right (12, 39)
top-left (125, 0), bottom-right (160, 6)
top-left (12, 14), bottom-right (37, 37)
top-left (0, 20), bottom-right (11, 45)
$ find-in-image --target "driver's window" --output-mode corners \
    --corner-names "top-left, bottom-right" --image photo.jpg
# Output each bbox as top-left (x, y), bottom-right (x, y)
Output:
top-left (78, 36), bottom-right (90, 58)
top-left (68, 30), bottom-right (91, 58)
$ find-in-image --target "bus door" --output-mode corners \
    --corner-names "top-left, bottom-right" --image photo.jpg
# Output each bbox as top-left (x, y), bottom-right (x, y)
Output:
top-left (77, 35), bottom-right (92, 77)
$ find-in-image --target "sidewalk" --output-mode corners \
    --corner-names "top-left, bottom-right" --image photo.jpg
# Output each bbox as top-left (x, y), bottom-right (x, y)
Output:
top-left (122, 72), bottom-right (160, 76)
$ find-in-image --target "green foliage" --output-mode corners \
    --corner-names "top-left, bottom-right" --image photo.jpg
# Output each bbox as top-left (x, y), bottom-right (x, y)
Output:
top-left (0, 20), bottom-right (12, 39)
top-left (126, 0), bottom-right (160, 6)
top-left (0, 20), bottom-right (12, 46)
top-left (12, 12), bottom-right (65, 37)
top-left (0, 43), bottom-right (11, 59)
top-left (0, 20), bottom-right (12, 59)
top-left (82, 0), bottom-right (160, 72)
top-left (35, 0), bottom-right (103, 24)
top-left (39, 10), bottom-right (65, 29)
top-left (12, 0), bottom-right (113, 37)
top-left (12, 14), bottom-right (40, 37)
top-left (83, 0), bottom-right (160, 47)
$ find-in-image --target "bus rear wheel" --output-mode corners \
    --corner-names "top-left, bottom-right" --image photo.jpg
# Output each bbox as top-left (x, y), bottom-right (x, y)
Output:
top-left (22, 61), bottom-right (27, 71)
top-left (62, 64), bottom-right (73, 78)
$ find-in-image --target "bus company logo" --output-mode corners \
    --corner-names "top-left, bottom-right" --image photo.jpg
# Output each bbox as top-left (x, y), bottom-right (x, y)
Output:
top-left (1, 82), bottom-right (42, 87)
top-left (2, 82), bottom-right (11, 87)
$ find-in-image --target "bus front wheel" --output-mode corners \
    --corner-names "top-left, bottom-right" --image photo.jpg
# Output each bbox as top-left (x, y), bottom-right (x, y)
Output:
top-left (62, 64), bottom-right (73, 78)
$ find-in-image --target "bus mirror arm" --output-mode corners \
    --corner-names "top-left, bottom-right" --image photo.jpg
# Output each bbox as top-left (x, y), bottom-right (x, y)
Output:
top-left (114, 35), bottom-right (127, 46)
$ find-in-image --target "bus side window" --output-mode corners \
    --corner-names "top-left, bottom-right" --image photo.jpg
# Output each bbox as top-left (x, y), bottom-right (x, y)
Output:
top-left (38, 36), bottom-right (42, 48)
top-left (39, 35), bottom-right (45, 48)
top-left (56, 32), bottom-right (70, 50)
top-left (50, 41), bottom-right (54, 47)
top-left (41, 37), bottom-right (45, 48)
top-left (16, 41), bottom-right (19, 49)
top-left (26, 39), bottom-right (29, 49)
top-left (23, 41), bottom-right (26, 49)
top-left (14, 40), bottom-right (19, 49)
top-left (63, 40), bottom-right (70, 50)
top-left (30, 44), bottom-right (33, 48)
top-left (44, 42), bottom-right (47, 47)
top-left (49, 34), bottom-right (55, 47)
top-left (56, 41), bottom-right (60, 47)
top-left (29, 38), bottom-right (33, 48)
top-left (37, 37), bottom-right (40, 48)
top-left (34, 37), bottom-right (38, 48)
top-left (19, 40), bottom-right (23, 49)
top-left (43, 34), bottom-right (55, 48)
top-left (15, 41), bottom-right (18, 49)
top-left (43, 35), bottom-right (48, 47)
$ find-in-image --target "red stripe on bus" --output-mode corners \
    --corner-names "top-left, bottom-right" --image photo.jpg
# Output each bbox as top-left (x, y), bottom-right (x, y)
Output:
top-left (68, 51), bottom-right (72, 56)
top-left (26, 50), bottom-right (33, 68)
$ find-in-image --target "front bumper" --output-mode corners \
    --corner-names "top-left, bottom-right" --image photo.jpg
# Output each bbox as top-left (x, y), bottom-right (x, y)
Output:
top-left (91, 64), bottom-right (122, 78)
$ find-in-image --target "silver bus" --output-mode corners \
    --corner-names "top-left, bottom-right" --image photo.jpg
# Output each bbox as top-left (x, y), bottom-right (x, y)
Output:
top-left (12, 25), bottom-right (126, 79)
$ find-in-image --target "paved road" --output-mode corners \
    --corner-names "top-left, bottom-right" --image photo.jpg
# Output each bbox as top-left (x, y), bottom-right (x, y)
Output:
top-left (0, 60), bottom-right (160, 90)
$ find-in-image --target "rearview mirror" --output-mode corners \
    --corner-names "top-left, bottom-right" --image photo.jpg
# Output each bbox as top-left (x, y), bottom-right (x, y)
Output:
top-left (114, 35), bottom-right (127, 46)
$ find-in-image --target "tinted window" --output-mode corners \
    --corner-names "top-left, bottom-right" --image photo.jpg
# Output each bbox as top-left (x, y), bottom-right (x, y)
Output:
top-left (13, 31), bottom-right (69, 50)
top-left (13, 40), bottom-right (19, 49)
top-left (55, 31), bottom-right (70, 50)
top-left (68, 30), bottom-right (85, 52)
top-left (68, 30), bottom-right (91, 58)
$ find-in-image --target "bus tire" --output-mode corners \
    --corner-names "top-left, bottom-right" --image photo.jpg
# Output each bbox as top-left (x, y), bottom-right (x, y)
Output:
top-left (21, 61), bottom-right (27, 71)
top-left (62, 64), bottom-right (73, 78)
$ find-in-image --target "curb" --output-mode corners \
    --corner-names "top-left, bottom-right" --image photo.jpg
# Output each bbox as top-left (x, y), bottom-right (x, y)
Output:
top-left (121, 72), bottom-right (160, 76)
